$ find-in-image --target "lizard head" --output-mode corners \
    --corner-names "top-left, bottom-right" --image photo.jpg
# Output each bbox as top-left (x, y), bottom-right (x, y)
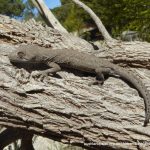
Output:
top-left (8, 46), bottom-right (40, 64)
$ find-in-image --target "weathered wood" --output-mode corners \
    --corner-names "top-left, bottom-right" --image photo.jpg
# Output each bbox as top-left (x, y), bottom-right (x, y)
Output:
top-left (94, 41), bottom-right (150, 69)
top-left (0, 44), bottom-right (150, 150)
top-left (0, 15), bottom-right (150, 150)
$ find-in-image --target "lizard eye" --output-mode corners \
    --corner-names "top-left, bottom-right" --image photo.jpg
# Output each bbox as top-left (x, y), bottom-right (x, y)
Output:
top-left (18, 52), bottom-right (25, 59)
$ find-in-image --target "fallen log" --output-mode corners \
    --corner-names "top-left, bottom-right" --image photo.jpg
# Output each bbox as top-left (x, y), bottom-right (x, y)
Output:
top-left (0, 15), bottom-right (150, 150)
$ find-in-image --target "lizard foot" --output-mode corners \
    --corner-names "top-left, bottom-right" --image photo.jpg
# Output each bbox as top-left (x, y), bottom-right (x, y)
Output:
top-left (31, 71), bottom-right (49, 81)
top-left (88, 80), bottom-right (104, 87)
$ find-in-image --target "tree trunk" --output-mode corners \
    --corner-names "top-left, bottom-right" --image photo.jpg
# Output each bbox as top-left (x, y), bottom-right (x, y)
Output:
top-left (0, 15), bottom-right (150, 150)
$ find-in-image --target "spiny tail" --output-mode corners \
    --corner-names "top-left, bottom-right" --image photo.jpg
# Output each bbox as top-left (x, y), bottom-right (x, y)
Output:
top-left (111, 65), bottom-right (150, 126)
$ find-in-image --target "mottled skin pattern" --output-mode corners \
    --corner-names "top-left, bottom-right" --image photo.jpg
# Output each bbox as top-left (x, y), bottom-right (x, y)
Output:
top-left (9, 45), bottom-right (150, 126)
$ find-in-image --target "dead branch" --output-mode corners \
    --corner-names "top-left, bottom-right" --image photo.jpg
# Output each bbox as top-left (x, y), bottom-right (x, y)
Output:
top-left (31, 0), bottom-right (68, 33)
top-left (71, 0), bottom-right (114, 42)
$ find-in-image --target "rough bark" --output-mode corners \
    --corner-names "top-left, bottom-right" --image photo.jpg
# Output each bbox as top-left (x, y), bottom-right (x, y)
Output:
top-left (31, 0), bottom-right (68, 33)
top-left (0, 15), bottom-right (150, 150)
top-left (72, 0), bottom-right (114, 42)
top-left (94, 41), bottom-right (150, 69)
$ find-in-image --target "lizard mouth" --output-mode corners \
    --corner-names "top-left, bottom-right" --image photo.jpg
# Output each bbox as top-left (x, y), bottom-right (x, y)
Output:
top-left (10, 59), bottom-right (39, 64)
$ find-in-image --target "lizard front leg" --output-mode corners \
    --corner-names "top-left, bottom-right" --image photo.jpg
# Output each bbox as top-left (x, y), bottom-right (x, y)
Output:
top-left (32, 62), bottom-right (61, 79)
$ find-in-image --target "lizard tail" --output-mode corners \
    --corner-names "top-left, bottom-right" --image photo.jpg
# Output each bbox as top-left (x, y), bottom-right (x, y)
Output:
top-left (111, 65), bottom-right (150, 126)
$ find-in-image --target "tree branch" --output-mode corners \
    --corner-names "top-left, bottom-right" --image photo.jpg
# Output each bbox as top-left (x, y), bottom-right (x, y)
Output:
top-left (31, 0), bottom-right (68, 33)
top-left (71, 0), bottom-right (114, 42)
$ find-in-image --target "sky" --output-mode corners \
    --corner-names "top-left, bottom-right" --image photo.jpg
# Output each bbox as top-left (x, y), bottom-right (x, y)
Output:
top-left (23, 0), bottom-right (61, 9)
top-left (45, 0), bottom-right (61, 9)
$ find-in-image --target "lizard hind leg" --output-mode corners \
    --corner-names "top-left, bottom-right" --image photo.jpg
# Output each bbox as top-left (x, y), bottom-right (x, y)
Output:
top-left (88, 68), bottom-right (105, 86)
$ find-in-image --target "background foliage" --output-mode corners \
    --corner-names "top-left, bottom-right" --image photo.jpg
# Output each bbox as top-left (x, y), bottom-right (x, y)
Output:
top-left (0, 0), bottom-right (150, 41)
top-left (0, 0), bottom-right (25, 17)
